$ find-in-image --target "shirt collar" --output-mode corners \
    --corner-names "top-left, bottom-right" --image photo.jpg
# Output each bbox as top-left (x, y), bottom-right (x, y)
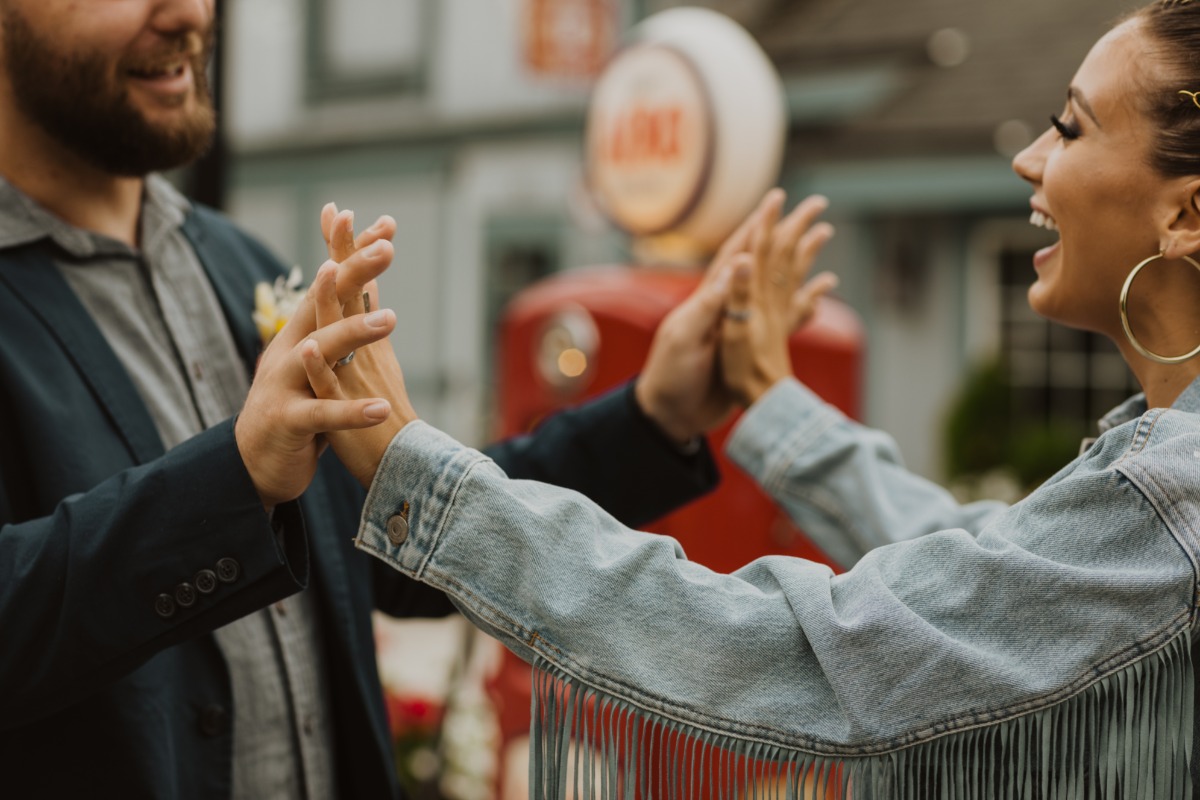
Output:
top-left (0, 173), bottom-right (191, 258)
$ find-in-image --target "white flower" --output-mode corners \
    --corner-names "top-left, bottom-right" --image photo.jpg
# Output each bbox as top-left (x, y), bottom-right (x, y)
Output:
top-left (253, 266), bottom-right (305, 347)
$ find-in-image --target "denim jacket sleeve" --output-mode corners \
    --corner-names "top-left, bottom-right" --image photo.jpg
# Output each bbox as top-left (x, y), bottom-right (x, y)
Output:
top-left (727, 379), bottom-right (1009, 568)
top-left (355, 411), bottom-right (1199, 756)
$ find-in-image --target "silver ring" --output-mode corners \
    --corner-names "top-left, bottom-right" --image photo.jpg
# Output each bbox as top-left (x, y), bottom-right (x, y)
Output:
top-left (335, 350), bottom-right (355, 367)
top-left (724, 308), bottom-right (751, 322)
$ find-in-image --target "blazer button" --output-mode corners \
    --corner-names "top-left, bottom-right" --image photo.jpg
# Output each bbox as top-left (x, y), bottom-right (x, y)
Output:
top-left (175, 582), bottom-right (197, 608)
top-left (386, 514), bottom-right (409, 545)
top-left (215, 558), bottom-right (240, 584)
top-left (198, 704), bottom-right (229, 737)
top-left (154, 593), bottom-right (176, 619)
top-left (194, 569), bottom-right (218, 595)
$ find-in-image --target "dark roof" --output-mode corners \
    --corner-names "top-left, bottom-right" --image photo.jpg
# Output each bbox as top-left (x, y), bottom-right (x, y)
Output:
top-left (654, 0), bottom-right (1140, 159)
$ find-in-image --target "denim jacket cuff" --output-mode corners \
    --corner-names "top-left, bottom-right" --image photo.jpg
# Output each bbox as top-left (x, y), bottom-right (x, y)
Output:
top-left (356, 421), bottom-right (490, 578)
top-left (726, 378), bottom-right (842, 495)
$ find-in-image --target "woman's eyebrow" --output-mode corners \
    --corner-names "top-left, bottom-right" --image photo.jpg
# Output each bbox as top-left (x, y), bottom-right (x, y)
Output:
top-left (1068, 86), bottom-right (1102, 128)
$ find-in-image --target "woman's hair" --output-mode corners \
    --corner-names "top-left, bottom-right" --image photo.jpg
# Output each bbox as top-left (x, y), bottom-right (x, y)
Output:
top-left (1136, 0), bottom-right (1200, 176)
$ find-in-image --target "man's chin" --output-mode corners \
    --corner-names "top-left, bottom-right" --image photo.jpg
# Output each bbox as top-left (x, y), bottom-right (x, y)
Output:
top-left (83, 114), bottom-right (216, 176)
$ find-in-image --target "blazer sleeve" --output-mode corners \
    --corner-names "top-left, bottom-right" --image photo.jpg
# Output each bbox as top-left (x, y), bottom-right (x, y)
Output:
top-left (0, 420), bottom-right (310, 730)
top-left (371, 382), bottom-right (720, 618)
top-left (481, 382), bottom-right (719, 528)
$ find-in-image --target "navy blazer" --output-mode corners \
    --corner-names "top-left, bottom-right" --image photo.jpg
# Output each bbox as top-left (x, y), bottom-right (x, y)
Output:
top-left (0, 205), bottom-right (717, 798)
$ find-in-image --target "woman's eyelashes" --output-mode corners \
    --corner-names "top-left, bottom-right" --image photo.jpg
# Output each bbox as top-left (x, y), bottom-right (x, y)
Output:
top-left (1051, 113), bottom-right (1082, 141)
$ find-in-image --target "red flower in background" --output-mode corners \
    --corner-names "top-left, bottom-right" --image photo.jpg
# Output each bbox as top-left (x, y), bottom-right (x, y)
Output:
top-left (385, 693), bottom-right (445, 738)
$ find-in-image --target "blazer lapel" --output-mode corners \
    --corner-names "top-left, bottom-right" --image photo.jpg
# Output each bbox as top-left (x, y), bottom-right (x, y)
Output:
top-left (0, 246), bottom-right (164, 464)
top-left (181, 207), bottom-right (266, 379)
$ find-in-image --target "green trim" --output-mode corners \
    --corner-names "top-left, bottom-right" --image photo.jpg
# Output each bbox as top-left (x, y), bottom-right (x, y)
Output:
top-left (784, 156), bottom-right (1030, 215)
top-left (303, 0), bottom-right (434, 103)
top-left (785, 66), bottom-right (907, 124)
top-left (230, 144), bottom-right (451, 189)
top-left (231, 113), bottom-right (585, 161)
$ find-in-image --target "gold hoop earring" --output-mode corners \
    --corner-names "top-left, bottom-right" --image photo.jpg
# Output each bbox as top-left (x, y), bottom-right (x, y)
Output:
top-left (1119, 252), bottom-right (1200, 364)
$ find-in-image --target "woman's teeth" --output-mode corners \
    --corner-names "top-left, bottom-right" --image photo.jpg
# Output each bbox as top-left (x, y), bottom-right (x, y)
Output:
top-left (1030, 210), bottom-right (1058, 232)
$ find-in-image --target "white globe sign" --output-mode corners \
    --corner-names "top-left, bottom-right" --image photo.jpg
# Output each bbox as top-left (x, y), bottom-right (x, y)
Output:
top-left (585, 8), bottom-right (786, 256)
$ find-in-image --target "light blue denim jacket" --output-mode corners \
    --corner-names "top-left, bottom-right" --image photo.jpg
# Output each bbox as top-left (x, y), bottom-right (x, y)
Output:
top-left (357, 377), bottom-right (1200, 798)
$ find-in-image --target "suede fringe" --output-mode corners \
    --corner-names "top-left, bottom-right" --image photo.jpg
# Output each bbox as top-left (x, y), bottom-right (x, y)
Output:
top-left (528, 633), bottom-right (1193, 799)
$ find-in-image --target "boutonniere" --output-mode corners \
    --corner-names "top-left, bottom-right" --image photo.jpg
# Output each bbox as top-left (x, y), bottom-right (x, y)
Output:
top-left (253, 266), bottom-right (305, 348)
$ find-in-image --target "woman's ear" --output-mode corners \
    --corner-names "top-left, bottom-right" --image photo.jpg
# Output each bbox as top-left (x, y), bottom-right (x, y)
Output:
top-left (1163, 177), bottom-right (1200, 258)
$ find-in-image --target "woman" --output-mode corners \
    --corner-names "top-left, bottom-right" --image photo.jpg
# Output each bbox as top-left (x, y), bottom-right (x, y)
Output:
top-left (297, 1), bottom-right (1200, 795)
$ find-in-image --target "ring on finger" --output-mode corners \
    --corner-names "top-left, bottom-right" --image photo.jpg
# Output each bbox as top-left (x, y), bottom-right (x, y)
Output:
top-left (336, 350), bottom-right (356, 367)
top-left (724, 308), bottom-right (752, 322)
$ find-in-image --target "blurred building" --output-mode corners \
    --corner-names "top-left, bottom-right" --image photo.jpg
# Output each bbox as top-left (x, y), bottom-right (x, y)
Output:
top-left (223, 0), bottom-right (1136, 480)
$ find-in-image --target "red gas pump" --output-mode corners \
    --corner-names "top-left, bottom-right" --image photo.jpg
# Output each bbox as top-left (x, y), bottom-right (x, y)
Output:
top-left (486, 268), bottom-right (863, 794)
top-left (485, 8), bottom-right (864, 796)
top-left (497, 265), bottom-right (862, 569)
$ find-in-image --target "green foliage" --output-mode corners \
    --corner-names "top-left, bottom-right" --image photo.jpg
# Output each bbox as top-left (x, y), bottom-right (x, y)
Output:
top-left (944, 360), bottom-right (1011, 478)
top-left (1007, 420), bottom-right (1086, 487)
top-left (944, 359), bottom-right (1086, 493)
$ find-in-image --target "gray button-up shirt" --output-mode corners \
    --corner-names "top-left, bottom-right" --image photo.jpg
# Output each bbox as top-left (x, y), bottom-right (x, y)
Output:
top-left (0, 176), bottom-right (337, 799)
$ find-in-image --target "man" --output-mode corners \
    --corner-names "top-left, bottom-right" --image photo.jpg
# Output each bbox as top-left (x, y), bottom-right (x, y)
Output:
top-left (0, 1), bottom-right (730, 796)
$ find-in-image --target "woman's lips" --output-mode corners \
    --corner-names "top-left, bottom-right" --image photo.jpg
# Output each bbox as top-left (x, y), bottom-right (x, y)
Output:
top-left (1033, 241), bottom-right (1060, 270)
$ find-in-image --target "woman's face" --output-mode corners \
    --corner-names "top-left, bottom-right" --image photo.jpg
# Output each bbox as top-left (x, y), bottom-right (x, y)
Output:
top-left (1012, 18), bottom-right (1175, 336)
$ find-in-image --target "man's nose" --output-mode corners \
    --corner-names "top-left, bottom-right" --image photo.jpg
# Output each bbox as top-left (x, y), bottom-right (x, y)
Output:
top-left (149, 0), bottom-right (213, 37)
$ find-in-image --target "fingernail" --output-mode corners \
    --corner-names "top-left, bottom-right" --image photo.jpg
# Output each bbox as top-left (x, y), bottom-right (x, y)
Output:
top-left (365, 309), bottom-right (393, 327)
top-left (366, 240), bottom-right (387, 257)
top-left (364, 401), bottom-right (390, 421)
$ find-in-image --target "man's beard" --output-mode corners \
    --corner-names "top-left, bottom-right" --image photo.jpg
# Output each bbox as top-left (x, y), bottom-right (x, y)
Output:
top-left (1, 9), bottom-right (217, 177)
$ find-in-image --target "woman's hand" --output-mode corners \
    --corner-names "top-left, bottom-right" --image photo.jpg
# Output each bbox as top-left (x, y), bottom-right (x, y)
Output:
top-left (300, 261), bottom-right (420, 489)
top-left (720, 193), bottom-right (838, 407)
top-left (235, 244), bottom-right (397, 510)
top-left (634, 191), bottom-right (783, 443)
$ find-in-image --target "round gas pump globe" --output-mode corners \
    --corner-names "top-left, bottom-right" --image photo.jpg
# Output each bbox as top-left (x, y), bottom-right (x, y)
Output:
top-left (585, 8), bottom-right (786, 258)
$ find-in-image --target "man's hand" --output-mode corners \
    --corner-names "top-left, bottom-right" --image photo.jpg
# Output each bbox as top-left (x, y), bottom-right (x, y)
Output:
top-left (235, 242), bottom-right (397, 510)
top-left (299, 256), bottom-right (420, 489)
top-left (720, 193), bottom-right (837, 407)
top-left (634, 190), bottom-right (837, 443)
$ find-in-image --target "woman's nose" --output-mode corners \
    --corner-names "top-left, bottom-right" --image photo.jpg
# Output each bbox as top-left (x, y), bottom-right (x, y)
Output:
top-left (1012, 126), bottom-right (1053, 185)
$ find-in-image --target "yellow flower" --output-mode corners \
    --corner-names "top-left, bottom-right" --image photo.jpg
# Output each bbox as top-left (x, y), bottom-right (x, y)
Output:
top-left (253, 266), bottom-right (305, 347)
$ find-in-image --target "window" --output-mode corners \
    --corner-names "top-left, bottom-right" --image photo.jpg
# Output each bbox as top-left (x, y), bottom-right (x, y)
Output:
top-left (305, 0), bottom-right (430, 101)
top-left (999, 249), bottom-right (1138, 432)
